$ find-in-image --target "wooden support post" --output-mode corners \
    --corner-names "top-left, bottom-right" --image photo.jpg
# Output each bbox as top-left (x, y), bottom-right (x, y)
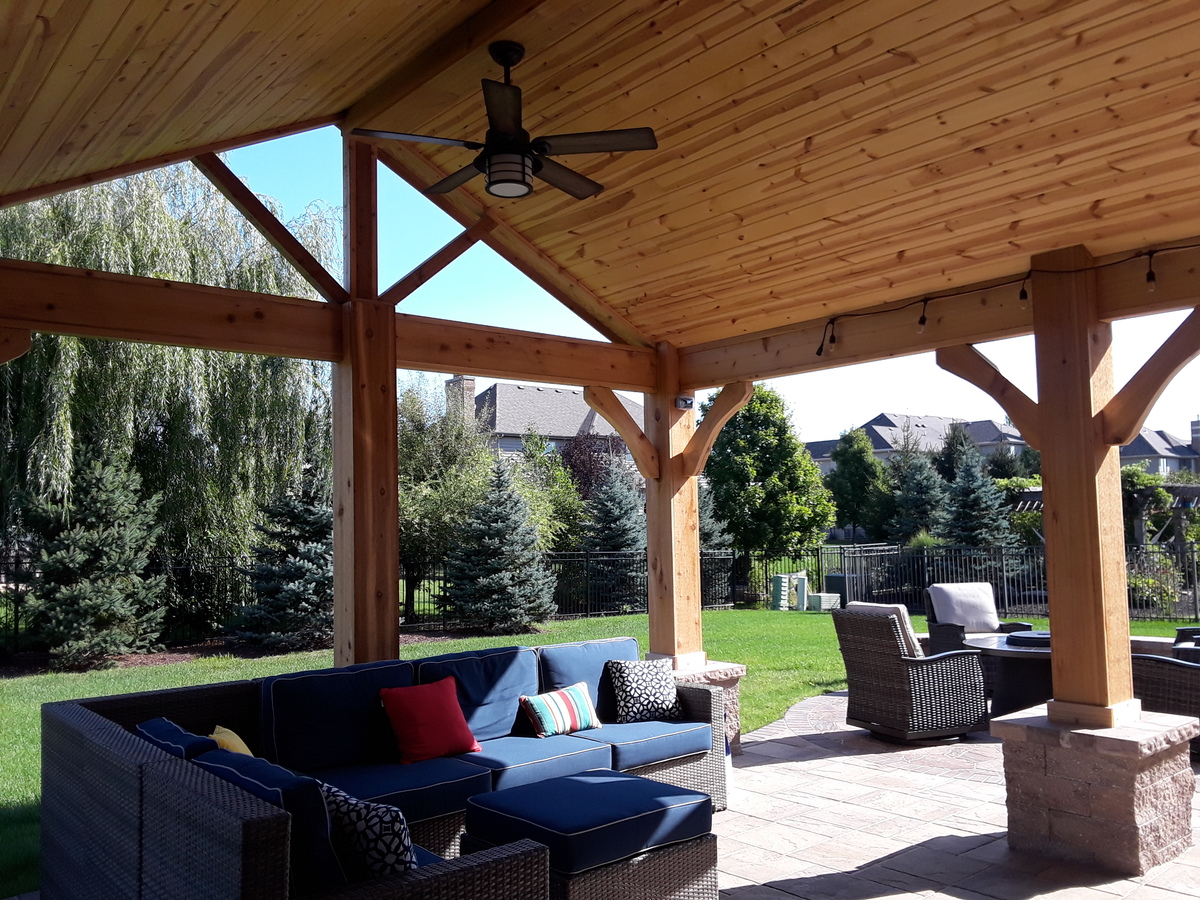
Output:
top-left (644, 343), bottom-right (705, 667)
top-left (1032, 245), bottom-right (1135, 728)
top-left (332, 139), bottom-right (399, 666)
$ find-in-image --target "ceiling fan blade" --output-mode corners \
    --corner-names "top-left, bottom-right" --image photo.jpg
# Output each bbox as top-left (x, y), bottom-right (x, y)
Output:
top-left (534, 156), bottom-right (603, 199)
top-left (349, 128), bottom-right (482, 150)
top-left (482, 79), bottom-right (522, 135)
top-left (533, 127), bottom-right (658, 156)
top-left (426, 164), bottom-right (482, 194)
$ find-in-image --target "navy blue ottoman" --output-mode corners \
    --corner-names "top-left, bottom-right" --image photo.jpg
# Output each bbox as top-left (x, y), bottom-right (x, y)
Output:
top-left (463, 769), bottom-right (716, 900)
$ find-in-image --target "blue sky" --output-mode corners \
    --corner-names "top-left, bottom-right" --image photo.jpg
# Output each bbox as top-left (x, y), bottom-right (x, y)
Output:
top-left (227, 126), bottom-right (1200, 445)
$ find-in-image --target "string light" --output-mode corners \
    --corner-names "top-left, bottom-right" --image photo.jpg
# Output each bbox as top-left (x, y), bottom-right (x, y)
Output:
top-left (827, 320), bottom-right (837, 352)
top-left (1146, 250), bottom-right (1157, 292)
top-left (1018, 272), bottom-right (1029, 303)
top-left (815, 320), bottom-right (831, 357)
top-left (917, 299), bottom-right (928, 334)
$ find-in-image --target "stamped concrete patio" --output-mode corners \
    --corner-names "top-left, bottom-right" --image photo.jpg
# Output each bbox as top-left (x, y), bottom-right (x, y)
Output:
top-left (718, 692), bottom-right (1200, 900)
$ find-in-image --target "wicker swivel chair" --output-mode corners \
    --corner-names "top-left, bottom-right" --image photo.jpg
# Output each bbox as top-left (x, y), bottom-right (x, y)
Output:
top-left (832, 604), bottom-right (988, 741)
top-left (1131, 654), bottom-right (1200, 759)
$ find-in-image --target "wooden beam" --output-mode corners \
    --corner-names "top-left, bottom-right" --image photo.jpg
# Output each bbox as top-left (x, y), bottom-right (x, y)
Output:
top-left (1100, 306), bottom-right (1200, 446)
top-left (0, 328), bottom-right (31, 364)
top-left (679, 240), bottom-right (1200, 390)
top-left (582, 386), bottom-right (659, 481)
top-left (0, 258), bottom-right (341, 360)
top-left (380, 217), bottom-right (498, 306)
top-left (343, 0), bottom-right (553, 131)
top-left (192, 152), bottom-right (348, 304)
top-left (394, 312), bottom-right (655, 392)
top-left (935, 345), bottom-right (1042, 450)
top-left (680, 381), bottom-right (753, 479)
top-left (643, 342), bottom-right (705, 667)
top-left (377, 146), bottom-right (653, 348)
top-left (333, 139), bottom-right (399, 667)
top-left (1032, 245), bottom-right (1134, 728)
top-left (0, 116), bottom-right (339, 211)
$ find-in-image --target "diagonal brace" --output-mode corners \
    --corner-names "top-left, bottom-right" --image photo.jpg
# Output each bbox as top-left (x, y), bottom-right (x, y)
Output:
top-left (936, 345), bottom-right (1041, 449)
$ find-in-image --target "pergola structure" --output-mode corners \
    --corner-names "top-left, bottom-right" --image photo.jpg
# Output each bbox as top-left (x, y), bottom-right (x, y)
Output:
top-left (3, 1), bottom-right (1200, 746)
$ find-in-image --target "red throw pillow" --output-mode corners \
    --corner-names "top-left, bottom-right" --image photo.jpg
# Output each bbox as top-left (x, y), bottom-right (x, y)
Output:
top-left (380, 676), bottom-right (481, 764)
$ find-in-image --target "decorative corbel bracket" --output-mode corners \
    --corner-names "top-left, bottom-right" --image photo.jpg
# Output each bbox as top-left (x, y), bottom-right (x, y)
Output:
top-left (0, 327), bottom-right (31, 364)
top-left (936, 345), bottom-right (1041, 450)
top-left (584, 381), bottom-right (753, 481)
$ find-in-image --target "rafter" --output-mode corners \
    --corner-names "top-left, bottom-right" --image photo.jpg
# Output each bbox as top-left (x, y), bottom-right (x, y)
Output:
top-left (343, 0), bottom-right (554, 131)
top-left (193, 152), bottom-right (348, 304)
top-left (0, 258), bottom-right (342, 360)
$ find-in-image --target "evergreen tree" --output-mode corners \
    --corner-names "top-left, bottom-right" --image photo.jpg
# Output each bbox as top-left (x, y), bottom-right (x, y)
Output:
top-left (441, 462), bottom-right (557, 633)
top-left (886, 451), bottom-right (948, 543)
top-left (581, 459), bottom-right (646, 611)
top-left (25, 453), bottom-right (165, 669)
top-left (698, 480), bottom-right (731, 549)
top-left (932, 422), bottom-right (978, 483)
top-left (227, 481), bottom-right (333, 653)
top-left (942, 446), bottom-right (1015, 547)
top-left (986, 444), bottom-right (1026, 479)
top-left (702, 385), bottom-right (835, 551)
top-left (825, 428), bottom-right (888, 539)
top-left (1018, 445), bottom-right (1042, 477)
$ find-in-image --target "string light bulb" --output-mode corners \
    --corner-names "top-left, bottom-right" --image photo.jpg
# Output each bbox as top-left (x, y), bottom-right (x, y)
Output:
top-left (917, 299), bottom-right (928, 334)
top-left (827, 321), bottom-right (837, 352)
top-left (1019, 272), bottom-right (1029, 303)
top-left (1146, 251), bottom-right (1157, 292)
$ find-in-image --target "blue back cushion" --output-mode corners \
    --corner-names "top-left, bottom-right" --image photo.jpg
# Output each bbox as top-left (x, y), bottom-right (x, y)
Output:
top-left (537, 638), bottom-right (640, 721)
top-left (136, 717), bottom-right (218, 759)
top-left (261, 659), bottom-right (415, 771)
top-left (416, 647), bottom-right (537, 741)
top-left (193, 749), bottom-right (345, 893)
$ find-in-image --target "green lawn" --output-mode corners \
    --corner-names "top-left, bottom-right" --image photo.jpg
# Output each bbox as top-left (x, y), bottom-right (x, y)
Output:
top-left (0, 610), bottom-right (1192, 896)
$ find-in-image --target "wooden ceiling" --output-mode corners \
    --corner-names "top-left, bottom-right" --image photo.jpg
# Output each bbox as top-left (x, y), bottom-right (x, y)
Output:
top-left (5, 0), bottom-right (1200, 360)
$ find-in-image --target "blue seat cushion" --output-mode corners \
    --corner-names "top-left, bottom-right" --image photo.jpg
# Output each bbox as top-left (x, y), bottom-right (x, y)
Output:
top-left (416, 647), bottom-right (538, 741)
top-left (261, 659), bottom-right (415, 772)
top-left (466, 735), bottom-right (612, 790)
top-left (193, 749), bottom-right (345, 893)
top-left (466, 770), bottom-right (711, 875)
top-left (572, 721), bottom-right (712, 771)
top-left (537, 638), bottom-right (640, 720)
top-left (136, 717), bottom-right (218, 760)
top-left (413, 846), bottom-right (444, 867)
top-left (311, 757), bottom-right (493, 824)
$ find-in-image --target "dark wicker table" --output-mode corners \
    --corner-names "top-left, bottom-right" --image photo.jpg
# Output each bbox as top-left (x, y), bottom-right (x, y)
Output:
top-left (963, 633), bottom-right (1053, 717)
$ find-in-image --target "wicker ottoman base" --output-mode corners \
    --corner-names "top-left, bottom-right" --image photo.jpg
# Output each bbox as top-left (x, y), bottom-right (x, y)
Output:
top-left (463, 832), bottom-right (717, 900)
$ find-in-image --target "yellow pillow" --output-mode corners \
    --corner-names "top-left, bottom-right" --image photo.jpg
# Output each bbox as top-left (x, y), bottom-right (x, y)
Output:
top-left (210, 725), bottom-right (253, 756)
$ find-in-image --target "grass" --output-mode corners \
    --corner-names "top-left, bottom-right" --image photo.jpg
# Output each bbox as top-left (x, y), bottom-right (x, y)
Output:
top-left (0, 610), bottom-right (1193, 896)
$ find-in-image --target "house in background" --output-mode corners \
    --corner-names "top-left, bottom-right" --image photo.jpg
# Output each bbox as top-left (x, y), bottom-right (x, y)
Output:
top-left (445, 375), bottom-right (642, 460)
top-left (807, 413), bottom-right (1026, 475)
top-left (811, 411), bottom-right (1200, 478)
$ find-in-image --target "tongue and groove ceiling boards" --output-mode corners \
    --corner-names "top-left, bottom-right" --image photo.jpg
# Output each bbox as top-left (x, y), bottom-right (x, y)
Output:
top-left (4, 0), bottom-right (1200, 373)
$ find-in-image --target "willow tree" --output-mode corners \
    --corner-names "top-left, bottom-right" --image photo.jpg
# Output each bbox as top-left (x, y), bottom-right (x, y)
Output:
top-left (0, 163), bottom-right (338, 558)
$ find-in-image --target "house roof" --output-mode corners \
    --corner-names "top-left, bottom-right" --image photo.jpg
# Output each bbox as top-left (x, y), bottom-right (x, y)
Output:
top-left (809, 414), bottom-right (1025, 461)
top-left (1122, 429), bottom-right (1200, 462)
top-left (475, 382), bottom-right (642, 442)
top-left (3, 1), bottom-right (1200, 369)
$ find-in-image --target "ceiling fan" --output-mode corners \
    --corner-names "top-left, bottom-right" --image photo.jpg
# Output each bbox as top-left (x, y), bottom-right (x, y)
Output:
top-left (351, 41), bottom-right (658, 200)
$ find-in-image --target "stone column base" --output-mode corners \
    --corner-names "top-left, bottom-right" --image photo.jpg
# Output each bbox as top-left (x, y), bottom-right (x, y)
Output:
top-left (991, 704), bottom-right (1199, 875)
top-left (672, 660), bottom-right (747, 755)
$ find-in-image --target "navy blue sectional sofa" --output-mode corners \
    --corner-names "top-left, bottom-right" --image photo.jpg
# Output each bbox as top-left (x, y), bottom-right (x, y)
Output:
top-left (41, 637), bottom-right (726, 900)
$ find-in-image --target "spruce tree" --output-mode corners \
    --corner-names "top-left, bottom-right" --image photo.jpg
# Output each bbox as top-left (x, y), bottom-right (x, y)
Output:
top-left (825, 428), bottom-right (888, 539)
top-left (581, 460), bottom-right (646, 611)
top-left (25, 453), bottom-right (165, 669)
top-left (227, 483), bottom-right (333, 652)
top-left (942, 447), bottom-right (1015, 547)
top-left (887, 452), bottom-right (948, 544)
top-left (933, 422), bottom-right (978, 483)
top-left (698, 480), bottom-right (731, 549)
top-left (441, 462), bottom-right (557, 633)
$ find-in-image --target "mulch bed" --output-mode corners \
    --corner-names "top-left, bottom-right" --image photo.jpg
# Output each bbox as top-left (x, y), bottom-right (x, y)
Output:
top-left (1, 630), bottom-right (470, 678)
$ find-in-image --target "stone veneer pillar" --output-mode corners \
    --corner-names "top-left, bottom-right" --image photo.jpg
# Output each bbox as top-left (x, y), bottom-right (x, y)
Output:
top-left (991, 705), bottom-right (1198, 875)
top-left (672, 661), bottom-right (748, 755)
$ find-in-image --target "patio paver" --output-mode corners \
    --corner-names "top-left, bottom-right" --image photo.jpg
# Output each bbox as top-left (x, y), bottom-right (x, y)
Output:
top-left (719, 691), bottom-right (1200, 899)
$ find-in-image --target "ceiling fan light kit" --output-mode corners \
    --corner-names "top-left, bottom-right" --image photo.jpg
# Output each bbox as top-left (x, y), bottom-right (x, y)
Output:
top-left (350, 41), bottom-right (657, 201)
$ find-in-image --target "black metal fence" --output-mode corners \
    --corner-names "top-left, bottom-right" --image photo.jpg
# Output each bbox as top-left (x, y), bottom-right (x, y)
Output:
top-left (5, 542), bottom-right (1199, 654)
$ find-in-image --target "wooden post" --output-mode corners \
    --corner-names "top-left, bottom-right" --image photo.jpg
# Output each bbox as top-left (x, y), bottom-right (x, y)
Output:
top-left (332, 138), bottom-right (399, 666)
top-left (644, 342), bottom-right (705, 667)
top-left (1031, 245), bottom-right (1136, 727)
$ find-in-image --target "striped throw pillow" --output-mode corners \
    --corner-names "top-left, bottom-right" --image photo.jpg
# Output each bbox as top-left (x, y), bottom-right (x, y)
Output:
top-left (519, 682), bottom-right (601, 737)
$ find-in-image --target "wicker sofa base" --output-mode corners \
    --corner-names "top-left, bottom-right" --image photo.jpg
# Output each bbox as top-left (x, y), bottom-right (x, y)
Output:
top-left (463, 832), bottom-right (717, 900)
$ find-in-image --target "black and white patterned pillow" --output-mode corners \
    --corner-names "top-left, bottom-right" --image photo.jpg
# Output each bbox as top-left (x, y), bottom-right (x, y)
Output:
top-left (606, 658), bottom-right (683, 723)
top-left (318, 782), bottom-right (417, 879)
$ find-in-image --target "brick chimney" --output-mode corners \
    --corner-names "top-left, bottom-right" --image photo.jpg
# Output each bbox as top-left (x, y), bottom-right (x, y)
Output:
top-left (1192, 418), bottom-right (1200, 454)
top-left (445, 374), bottom-right (476, 422)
